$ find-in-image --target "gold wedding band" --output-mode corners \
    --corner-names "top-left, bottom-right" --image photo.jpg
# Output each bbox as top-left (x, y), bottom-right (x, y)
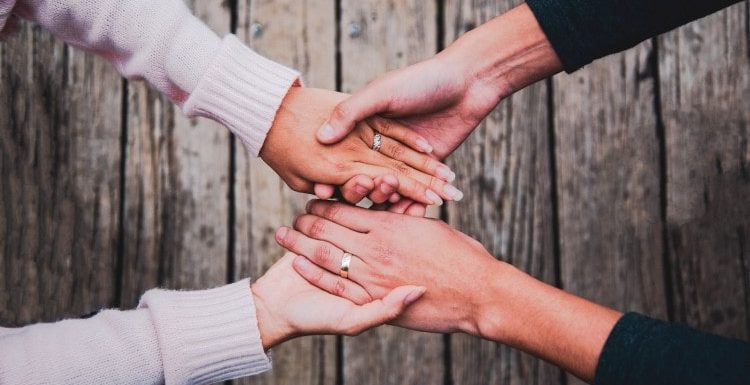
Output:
top-left (340, 252), bottom-right (353, 279)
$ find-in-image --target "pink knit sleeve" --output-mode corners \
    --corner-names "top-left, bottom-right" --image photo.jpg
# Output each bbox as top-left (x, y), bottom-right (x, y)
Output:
top-left (0, 279), bottom-right (272, 385)
top-left (9, 0), bottom-right (299, 156)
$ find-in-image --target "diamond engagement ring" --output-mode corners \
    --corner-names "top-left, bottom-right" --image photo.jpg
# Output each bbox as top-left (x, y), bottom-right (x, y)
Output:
top-left (371, 132), bottom-right (382, 152)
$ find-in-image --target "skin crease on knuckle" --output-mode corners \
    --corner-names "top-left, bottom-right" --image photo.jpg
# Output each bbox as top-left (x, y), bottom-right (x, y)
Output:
top-left (313, 244), bottom-right (334, 266)
top-left (309, 218), bottom-right (327, 239)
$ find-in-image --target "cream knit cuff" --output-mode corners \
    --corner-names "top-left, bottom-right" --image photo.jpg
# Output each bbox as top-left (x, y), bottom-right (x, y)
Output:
top-left (183, 34), bottom-right (301, 156)
top-left (138, 279), bottom-right (272, 385)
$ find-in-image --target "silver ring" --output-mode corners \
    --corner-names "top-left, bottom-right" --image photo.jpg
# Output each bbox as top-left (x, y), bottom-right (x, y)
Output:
top-left (371, 133), bottom-right (382, 152)
top-left (340, 252), bottom-right (353, 279)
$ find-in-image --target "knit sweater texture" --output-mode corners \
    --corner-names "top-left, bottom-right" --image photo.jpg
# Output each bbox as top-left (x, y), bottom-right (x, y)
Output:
top-left (0, 0), bottom-right (299, 383)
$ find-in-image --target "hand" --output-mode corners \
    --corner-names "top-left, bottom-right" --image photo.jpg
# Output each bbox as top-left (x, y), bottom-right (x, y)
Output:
top-left (259, 87), bottom-right (463, 206)
top-left (274, 200), bottom-right (500, 334)
top-left (315, 4), bottom-right (561, 159)
top-left (312, 4), bottom-right (562, 213)
top-left (275, 200), bottom-right (622, 382)
top-left (250, 252), bottom-right (426, 349)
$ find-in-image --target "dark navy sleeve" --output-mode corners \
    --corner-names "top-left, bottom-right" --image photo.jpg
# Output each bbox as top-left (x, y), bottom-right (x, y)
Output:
top-left (594, 312), bottom-right (750, 385)
top-left (525, 0), bottom-right (743, 72)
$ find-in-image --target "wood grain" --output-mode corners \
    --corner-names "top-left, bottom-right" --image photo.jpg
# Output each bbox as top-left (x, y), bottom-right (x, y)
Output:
top-left (0, 24), bottom-right (122, 324)
top-left (234, 1), bottom-right (337, 384)
top-left (659, 3), bottom-right (750, 339)
top-left (553, 33), bottom-right (668, 385)
top-left (120, 0), bottom-right (231, 307)
top-left (339, 1), bottom-right (445, 384)
top-left (443, 1), bottom-right (563, 384)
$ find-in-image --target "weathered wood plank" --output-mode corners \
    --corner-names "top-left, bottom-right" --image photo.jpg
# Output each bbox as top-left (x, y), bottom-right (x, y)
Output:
top-left (120, 0), bottom-right (231, 307)
top-left (339, 1), bottom-right (445, 384)
top-left (443, 1), bottom-right (562, 384)
top-left (0, 24), bottom-right (122, 323)
top-left (234, 1), bottom-right (337, 384)
top-left (659, 3), bottom-right (750, 339)
top-left (553, 35), bottom-right (668, 384)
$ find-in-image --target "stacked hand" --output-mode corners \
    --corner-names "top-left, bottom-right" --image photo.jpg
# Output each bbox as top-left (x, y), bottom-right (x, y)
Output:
top-left (260, 87), bottom-right (464, 206)
top-left (311, 5), bottom-right (562, 214)
top-left (274, 200), bottom-right (621, 382)
top-left (251, 252), bottom-right (426, 349)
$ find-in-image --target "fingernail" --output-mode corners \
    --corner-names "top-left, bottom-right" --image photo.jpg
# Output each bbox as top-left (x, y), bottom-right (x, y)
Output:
top-left (403, 286), bottom-right (427, 305)
top-left (449, 171), bottom-right (456, 183)
top-left (443, 184), bottom-right (464, 201)
top-left (416, 138), bottom-right (433, 153)
top-left (276, 227), bottom-right (288, 241)
top-left (436, 165), bottom-right (453, 181)
top-left (425, 190), bottom-right (443, 206)
top-left (380, 183), bottom-right (394, 195)
top-left (317, 122), bottom-right (335, 141)
top-left (354, 184), bottom-right (369, 196)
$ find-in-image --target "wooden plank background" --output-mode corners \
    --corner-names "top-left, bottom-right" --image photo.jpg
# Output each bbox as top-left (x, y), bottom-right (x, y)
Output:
top-left (1, 1), bottom-right (748, 385)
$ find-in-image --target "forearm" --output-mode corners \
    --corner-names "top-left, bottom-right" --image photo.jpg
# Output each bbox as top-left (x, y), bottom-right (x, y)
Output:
top-left (472, 261), bottom-right (621, 382)
top-left (438, 3), bottom-right (563, 99)
top-left (9, 0), bottom-right (299, 156)
top-left (0, 280), bottom-right (271, 385)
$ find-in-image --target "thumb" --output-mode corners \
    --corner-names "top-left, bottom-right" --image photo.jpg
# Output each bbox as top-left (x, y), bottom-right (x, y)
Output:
top-left (337, 285), bottom-right (426, 336)
top-left (317, 82), bottom-right (392, 144)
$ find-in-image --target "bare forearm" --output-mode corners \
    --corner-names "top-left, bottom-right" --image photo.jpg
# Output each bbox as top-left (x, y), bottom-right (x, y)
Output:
top-left (472, 262), bottom-right (622, 382)
top-left (438, 3), bottom-right (563, 99)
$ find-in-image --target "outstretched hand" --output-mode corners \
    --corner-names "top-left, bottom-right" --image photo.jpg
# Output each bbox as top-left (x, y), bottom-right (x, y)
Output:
top-left (251, 252), bottom-right (426, 349)
top-left (312, 4), bottom-right (563, 213)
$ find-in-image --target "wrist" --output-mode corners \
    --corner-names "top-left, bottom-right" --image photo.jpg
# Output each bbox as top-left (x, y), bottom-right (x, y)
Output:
top-left (438, 3), bottom-right (562, 99)
top-left (469, 260), bottom-right (622, 381)
top-left (250, 281), bottom-right (293, 350)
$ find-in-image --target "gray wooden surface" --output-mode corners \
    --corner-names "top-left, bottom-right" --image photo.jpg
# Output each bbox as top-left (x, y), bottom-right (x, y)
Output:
top-left (1, 1), bottom-right (748, 385)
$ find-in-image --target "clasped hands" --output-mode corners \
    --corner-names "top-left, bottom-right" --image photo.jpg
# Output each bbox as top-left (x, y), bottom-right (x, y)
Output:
top-left (250, 27), bottom-right (521, 350)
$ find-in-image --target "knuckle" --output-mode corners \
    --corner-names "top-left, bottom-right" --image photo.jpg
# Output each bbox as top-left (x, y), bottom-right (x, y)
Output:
top-left (332, 280), bottom-right (346, 297)
top-left (311, 269), bottom-right (326, 285)
top-left (309, 218), bottom-right (327, 238)
top-left (323, 203), bottom-right (342, 221)
top-left (391, 161), bottom-right (411, 176)
top-left (313, 244), bottom-right (334, 265)
top-left (387, 143), bottom-right (406, 159)
top-left (332, 104), bottom-right (351, 122)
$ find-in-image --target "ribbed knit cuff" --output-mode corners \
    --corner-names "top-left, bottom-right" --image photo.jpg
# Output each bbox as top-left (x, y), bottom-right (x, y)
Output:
top-left (139, 279), bottom-right (272, 385)
top-left (183, 34), bottom-right (301, 156)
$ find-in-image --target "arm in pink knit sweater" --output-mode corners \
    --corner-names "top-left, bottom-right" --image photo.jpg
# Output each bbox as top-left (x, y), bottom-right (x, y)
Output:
top-left (0, 279), bottom-right (272, 385)
top-left (3, 0), bottom-right (300, 156)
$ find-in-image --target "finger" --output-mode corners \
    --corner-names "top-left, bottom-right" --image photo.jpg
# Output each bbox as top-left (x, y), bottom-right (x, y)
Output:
top-left (355, 163), bottom-right (443, 206)
top-left (293, 214), bottom-right (370, 254)
top-left (276, 226), bottom-right (367, 280)
top-left (314, 184), bottom-right (336, 200)
top-left (389, 193), bottom-right (401, 203)
top-left (292, 255), bottom-right (372, 305)
top-left (317, 81), bottom-right (394, 144)
top-left (376, 134), bottom-right (453, 181)
top-left (386, 199), bottom-right (413, 214)
top-left (368, 116), bottom-right (433, 154)
top-left (338, 175), bottom-right (375, 204)
top-left (335, 285), bottom-right (427, 336)
top-left (404, 202), bottom-right (427, 217)
top-left (304, 199), bottom-right (379, 233)
top-left (368, 175), bottom-right (398, 204)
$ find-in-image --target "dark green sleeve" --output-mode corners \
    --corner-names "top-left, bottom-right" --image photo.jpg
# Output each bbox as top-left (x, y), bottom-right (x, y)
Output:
top-left (525, 0), bottom-right (743, 72)
top-left (594, 312), bottom-right (750, 385)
